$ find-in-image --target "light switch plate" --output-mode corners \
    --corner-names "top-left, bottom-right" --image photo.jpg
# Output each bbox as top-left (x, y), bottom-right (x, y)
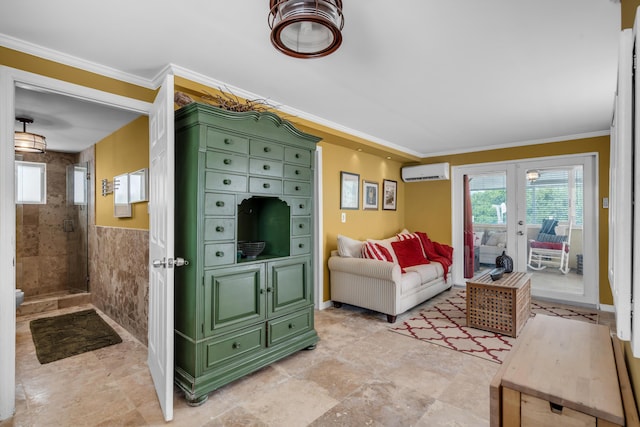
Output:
top-left (341, 213), bottom-right (346, 223)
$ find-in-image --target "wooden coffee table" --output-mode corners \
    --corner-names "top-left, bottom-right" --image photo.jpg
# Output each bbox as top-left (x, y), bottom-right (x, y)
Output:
top-left (466, 271), bottom-right (531, 338)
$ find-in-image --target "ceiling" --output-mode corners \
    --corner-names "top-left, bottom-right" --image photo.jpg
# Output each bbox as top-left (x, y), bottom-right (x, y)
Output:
top-left (1, 0), bottom-right (622, 157)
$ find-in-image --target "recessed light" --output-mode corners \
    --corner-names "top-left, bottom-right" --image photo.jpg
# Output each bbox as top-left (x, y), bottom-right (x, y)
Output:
top-left (386, 156), bottom-right (392, 160)
top-left (357, 148), bottom-right (363, 152)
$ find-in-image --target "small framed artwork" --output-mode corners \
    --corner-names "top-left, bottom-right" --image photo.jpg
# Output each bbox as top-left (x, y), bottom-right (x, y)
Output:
top-left (340, 171), bottom-right (360, 209)
top-left (383, 179), bottom-right (397, 211)
top-left (362, 181), bottom-right (379, 210)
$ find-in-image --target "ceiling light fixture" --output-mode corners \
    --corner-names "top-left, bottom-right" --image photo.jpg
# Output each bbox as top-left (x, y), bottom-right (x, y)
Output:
top-left (526, 170), bottom-right (540, 183)
top-left (14, 117), bottom-right (46, 153)
top-left (268, 0), bottom-right (344, 58)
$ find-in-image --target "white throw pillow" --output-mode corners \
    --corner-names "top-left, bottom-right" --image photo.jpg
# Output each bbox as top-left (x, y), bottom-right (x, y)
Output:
top-left (337, 234), bottom-right (363, 258)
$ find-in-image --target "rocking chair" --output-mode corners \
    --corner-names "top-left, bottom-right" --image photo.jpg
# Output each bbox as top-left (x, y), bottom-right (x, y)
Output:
top-left (527, 219), bottom-right (572, 274)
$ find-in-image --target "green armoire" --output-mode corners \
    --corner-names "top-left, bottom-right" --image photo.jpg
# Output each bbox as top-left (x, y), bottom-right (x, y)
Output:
top-left (174, 103), bottom-right (320, 404)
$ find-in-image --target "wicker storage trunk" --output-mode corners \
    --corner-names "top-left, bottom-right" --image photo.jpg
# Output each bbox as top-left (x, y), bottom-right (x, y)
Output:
top-left (466, 272), bottom-right (531, 338)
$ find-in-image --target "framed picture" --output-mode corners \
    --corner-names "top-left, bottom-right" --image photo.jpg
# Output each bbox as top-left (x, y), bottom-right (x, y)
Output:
top-left (362, 181), bottom-right (379, 210)
top-left (340, 171), bottom-right (360, 209)
top-left (383, 179), bottom-right (397, 210)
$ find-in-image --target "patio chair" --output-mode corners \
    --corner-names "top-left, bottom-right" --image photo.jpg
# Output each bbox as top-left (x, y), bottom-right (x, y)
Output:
top-left (527, 219), bottom-right (572, 274)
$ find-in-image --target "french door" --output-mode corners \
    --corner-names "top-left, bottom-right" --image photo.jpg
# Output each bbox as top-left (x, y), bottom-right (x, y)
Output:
top-left (452, 154), bottom-right (598, 306)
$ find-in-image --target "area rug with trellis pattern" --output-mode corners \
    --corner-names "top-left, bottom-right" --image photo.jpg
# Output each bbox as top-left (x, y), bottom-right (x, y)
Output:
top-left (390, 290), bottom-right (599, 364)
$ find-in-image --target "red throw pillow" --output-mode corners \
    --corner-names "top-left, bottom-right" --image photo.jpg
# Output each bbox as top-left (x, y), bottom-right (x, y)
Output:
top-left (362, 241), bottom-right (394, 262)
top-left (391, 238), bottom-right (430, 269)
top-left (397, 232), bottom-right (427, 258)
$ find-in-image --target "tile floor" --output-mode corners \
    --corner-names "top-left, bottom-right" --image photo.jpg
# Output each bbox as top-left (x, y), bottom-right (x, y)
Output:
top-left (2, 286), bottom-right (613, 426)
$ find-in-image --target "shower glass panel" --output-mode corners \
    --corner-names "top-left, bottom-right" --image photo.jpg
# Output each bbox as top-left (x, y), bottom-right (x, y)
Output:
top-left (66, 162), bottom-right (89, 293)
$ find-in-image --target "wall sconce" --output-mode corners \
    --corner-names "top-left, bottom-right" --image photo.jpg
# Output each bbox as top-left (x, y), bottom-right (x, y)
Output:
top-left (526, 170), bottom-right (540, 183)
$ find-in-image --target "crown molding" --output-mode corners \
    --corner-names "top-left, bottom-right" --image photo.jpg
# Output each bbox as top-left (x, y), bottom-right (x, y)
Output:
top-left (1, 37), bottom-right (608, 161)
top-left (0, 33), bottom-right (155, 89)
top-left (420, 130), bottom-right (611, 158)
top-left (166, 64), bottom-right (424, 158)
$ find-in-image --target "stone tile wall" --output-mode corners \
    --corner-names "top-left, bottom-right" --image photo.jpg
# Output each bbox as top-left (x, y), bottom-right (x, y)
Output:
top-left (89, 226), bottom-right (149, 345)
top-left (16, 151), bottom-right (85, 297)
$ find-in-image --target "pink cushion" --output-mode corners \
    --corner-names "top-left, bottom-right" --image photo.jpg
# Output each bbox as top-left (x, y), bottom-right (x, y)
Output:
top-left (530, 241), bottom-right (569, 252)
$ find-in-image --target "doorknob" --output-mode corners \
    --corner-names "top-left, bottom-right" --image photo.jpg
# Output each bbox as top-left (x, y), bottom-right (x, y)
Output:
top-left (152, 257), bottom-right (189, 268)
top-left (517, 231), bottom-right (524, 236)
top-left (518, 220), bottom-right (524, 225)
top-left (152, 258), bottom-right (166, 268)
top-left (172, 257), bottom-right (189, 267)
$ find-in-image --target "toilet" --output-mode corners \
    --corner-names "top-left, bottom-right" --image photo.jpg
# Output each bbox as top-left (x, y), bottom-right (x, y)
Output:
top-left (15, 289), bottom-right (24, 308)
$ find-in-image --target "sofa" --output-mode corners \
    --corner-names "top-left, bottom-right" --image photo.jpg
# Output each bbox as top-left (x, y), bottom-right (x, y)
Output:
top-left (477, 230), bottom-right (506, 265)
top-left (328, 231), bottom-right (453, 323)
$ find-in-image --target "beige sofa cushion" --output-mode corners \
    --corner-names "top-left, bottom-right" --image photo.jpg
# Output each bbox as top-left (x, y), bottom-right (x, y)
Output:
top-left (405, 263), bottom-right (443, 283)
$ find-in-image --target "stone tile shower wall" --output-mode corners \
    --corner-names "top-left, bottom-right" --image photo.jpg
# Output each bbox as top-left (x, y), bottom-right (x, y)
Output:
top-left (16, 151), bottom-right (85, 297)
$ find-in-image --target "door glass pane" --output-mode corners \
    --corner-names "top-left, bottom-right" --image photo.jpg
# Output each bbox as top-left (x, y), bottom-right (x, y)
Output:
top-left (469, 172), bottom-right (508, 270)
top-left (526, 166), bottom-right (584, 297)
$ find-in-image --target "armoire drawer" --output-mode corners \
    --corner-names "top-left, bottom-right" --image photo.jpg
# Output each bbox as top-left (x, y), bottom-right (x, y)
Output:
top-left (202, 325), bottom-right (266, 371)
top-left (206, 151), bottom-right (248, 174)
top-left (249, 177), bottom-right (283, 195)
top-left (249, 158), bottom-right (283, 178)
top-left (284, 164), bottom-right (311, 181)
top-left (268, 309), bottom-right (312, 346)
top-left (292, 217), bottom-right (310, 236)
top-left (291, 198), bottom-right (311, 216)
top-left (291, 237), bottom-right (311, 255)
top-left (204, 193), bottom-right (236, 216)
top-left (250, 140), bottom-right (284, 160)
top-left (206, 129), bottom-right (249, 154)
top-left (204, 243), bottom-right (236, 267)
top-left (204, 218), bottom-right (235, 241)
top-left (284, 147), bottom-right (311, 166)
top-left (284, 181), bottom-right (311, 196)
top-left (205, 171), bottom-right (247, 193)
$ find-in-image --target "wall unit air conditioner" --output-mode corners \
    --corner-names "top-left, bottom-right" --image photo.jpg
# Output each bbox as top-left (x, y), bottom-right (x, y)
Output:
top-left (401, 163), bottom-right (450, 182)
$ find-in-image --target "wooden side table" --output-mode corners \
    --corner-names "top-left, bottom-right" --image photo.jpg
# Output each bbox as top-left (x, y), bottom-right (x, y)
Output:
top-left (490, 315), bottom-right (624, 426)
top-left (466, 272), bottom-right (531, 338)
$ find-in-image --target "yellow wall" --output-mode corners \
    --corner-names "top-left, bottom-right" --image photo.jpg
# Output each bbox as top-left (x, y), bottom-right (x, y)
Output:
top-left (319, 142), bottom-right (405, 300)
top-left (1, 46), bottom-right (156, 103)
top-left (405, 136), bottom-right (612, 304)
top-left (95, 116), bottom-right (150, 229)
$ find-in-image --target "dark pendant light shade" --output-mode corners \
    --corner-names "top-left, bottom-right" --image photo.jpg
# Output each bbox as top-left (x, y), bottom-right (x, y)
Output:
top-left (268, 0), bottom-right (344, 58)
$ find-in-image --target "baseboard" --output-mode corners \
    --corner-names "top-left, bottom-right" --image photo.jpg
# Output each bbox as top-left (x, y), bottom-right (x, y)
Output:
top-left (318, 300), bottom-right (334, 310)
top-left (599, 304), bottom-right (615, 313)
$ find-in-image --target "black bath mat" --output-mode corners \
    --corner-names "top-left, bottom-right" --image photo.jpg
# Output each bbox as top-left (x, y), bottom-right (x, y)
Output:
top-left (30, 309), bottom-right (122, 364)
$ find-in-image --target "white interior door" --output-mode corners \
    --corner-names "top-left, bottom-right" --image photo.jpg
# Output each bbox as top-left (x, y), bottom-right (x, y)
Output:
top-left (148, 74), bottom-right (175, 422)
